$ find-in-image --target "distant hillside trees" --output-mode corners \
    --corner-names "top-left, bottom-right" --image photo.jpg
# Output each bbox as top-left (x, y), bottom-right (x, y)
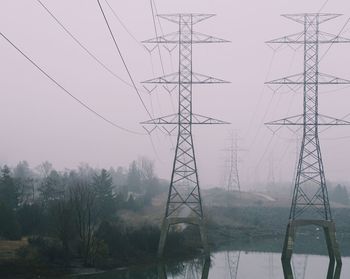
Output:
top-left (330, 184), bottom-right (350, 205)
top-left (0, 158), bottom-right (167, 267)
top-left (93, 169), bottom-right (115, 221)
top-left (0, 165), bottom-right (21, 239)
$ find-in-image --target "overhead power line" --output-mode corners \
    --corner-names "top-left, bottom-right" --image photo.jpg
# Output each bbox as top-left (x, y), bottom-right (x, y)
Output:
top-left (96, 0), bottom-right (153, 120)
top-left (35, 0), bottom-right (140, 91)
top-left (103, 0), bottom-right (141, 45)
top-left (318, 0), bottom-right (330, 13)
top-left (149, 0), bottom-right (176, 114)
top-left (149, 0), bottom-right (165, 75)
top-left (96, 0), bottom-right (163, 161)
top-left (0, 31), bottom-right (144, 135)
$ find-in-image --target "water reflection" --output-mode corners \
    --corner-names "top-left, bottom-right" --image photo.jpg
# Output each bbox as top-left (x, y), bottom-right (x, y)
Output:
top-left (225, 251), bottom-right (240, 279)
top-left (291, 255), bottom-right (308, 279)
top-left (73, 251), bottom-right (350, 279)
top-left (158, 257), bottom-right (210, 279)
top-left (283, 255), bottom-right (342, 279)
top-left (158, 252), bottom-right (342, 279)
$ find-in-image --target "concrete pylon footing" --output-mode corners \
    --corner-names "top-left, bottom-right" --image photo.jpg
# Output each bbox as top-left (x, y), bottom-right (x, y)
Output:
top-left (157, 217), bottom-right (209, 258)
top-left (281, 220), bottom-right (342, 279)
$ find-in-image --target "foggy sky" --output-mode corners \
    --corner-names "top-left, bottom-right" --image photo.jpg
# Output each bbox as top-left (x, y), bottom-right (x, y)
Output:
top-left (1, 0), bottom-right (350, 190)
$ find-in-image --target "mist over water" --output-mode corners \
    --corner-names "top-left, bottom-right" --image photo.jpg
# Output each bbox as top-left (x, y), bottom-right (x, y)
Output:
top-left (74, 250), bottom-right (350, 279)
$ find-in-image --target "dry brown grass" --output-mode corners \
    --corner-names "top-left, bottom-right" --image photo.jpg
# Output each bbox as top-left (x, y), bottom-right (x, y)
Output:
top-left (0, 238), bottom-right (28, 260)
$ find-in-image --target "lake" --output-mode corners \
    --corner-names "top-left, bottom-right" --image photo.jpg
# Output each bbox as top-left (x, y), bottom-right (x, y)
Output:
top-left (74, 250), bottom-right (349, 279)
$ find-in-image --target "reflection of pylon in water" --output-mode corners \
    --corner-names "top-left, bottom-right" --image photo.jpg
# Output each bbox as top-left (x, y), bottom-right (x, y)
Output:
top-left (225, 251), bottom-right (241, 279)
top-left (182, 258), bottom-right (210, 279)
top-left (158, 257), bottom-right (210, 279)
top-left (292, 255), bottom-right (308, 279)
top-left (185, 261), bottom-right (200, 279)
top-left (268, 253), bottom-right (274, 279)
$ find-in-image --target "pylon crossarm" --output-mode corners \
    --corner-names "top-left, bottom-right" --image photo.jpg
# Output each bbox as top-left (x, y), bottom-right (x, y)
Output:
top-left (142, 73), bottom-right (179, 84)
top-left (192, 113), bottom-right (230, 124)
top-left (265, 114), bottom-right (303, 126)
top-left (192, 73), bottom-right (229, 83)
top-left (318, 114), bottom-right (350, 125)
top-left (143, 31), bottom-right (228, 44)
top-left (318, 73), bottom-right (350, 84)
top-left (142, 32), bottom-right (179, 44)
top-left (265, 114), bottom-right (350, 126)
top-left (158, 14), bottom-right (216, 24)
top-left (266, 32), bottom-right (305, 44)
top-left (266, 31), bottom-right (350, 45)
top-left (266, 73), bottom-right (350, 85)
top-left (282, 13), bottom-right (342, 24)
top-left (142, 72), bottom-right (229, 84)
top-left (191, 32), bottom-right (229, 43)
top-left (141, 113), bottom-right (178, 124)
top-left (141, 113), bottom-right (229, 125)
top-left (266, 73), bottom-right (304, 84)
top-left (318, 31), bottom-right (350, 43)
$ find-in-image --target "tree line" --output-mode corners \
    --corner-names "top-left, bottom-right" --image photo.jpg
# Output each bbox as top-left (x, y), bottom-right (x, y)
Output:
top-left (0, 158), bottom-right (172, 267)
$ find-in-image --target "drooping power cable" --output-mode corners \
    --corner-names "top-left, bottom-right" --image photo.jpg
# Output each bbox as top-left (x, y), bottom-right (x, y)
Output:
top-left (0, 31), bottom-right (144, 135)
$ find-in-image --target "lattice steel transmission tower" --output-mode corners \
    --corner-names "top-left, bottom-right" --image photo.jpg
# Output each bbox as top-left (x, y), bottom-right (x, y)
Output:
top-left (265, 13), bottom-right (350, 278)
top-left (141, 14), bottom-right (229, 257)
top-left (224, 132), bottom-right (242, 194)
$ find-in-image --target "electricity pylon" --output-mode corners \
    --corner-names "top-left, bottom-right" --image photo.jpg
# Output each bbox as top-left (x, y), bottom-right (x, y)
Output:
top-left (225, 132), bottom-right (242, 193)
top-left (141, 14), bottom-right (229, 258)
top-left (265, 13), bottom-right (350, 278)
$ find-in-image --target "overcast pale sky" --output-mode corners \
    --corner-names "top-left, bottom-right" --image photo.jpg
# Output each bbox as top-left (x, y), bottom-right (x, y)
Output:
top-left (1, 0), bottom-right (350, 189)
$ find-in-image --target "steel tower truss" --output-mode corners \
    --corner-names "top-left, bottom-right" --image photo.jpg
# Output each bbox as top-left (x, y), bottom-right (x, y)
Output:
top-left (225, 134), bottom-right (241, 194)
top-left (142, 14), bottom-right (229, 257)
top-left (265, 13), bottom-right (350, 279)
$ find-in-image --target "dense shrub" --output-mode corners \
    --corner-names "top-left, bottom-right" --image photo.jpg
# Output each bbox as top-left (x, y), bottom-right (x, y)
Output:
top-left (0, 203), bottom-right (21, 240)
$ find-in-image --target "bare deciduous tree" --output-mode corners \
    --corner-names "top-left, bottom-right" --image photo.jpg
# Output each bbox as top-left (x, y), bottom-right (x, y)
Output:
top-left (69, 181), bottom-right (97, 266)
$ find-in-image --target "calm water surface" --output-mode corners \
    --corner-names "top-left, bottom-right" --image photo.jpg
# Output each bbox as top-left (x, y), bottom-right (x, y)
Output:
top-left (74, 251), bottom-right (350, 279)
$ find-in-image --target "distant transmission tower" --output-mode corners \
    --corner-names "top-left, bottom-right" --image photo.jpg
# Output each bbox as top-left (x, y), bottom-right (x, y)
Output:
top-left (265, 13), bottom-right (350, 278)
top-left (141, 14), bottom-right (229, 257)
top-left (226, 132), bottom-right (242, 193)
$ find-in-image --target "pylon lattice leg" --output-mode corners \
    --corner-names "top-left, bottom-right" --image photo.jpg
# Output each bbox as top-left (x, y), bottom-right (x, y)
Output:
top-left (281, 220), bottom-right (342, 279)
